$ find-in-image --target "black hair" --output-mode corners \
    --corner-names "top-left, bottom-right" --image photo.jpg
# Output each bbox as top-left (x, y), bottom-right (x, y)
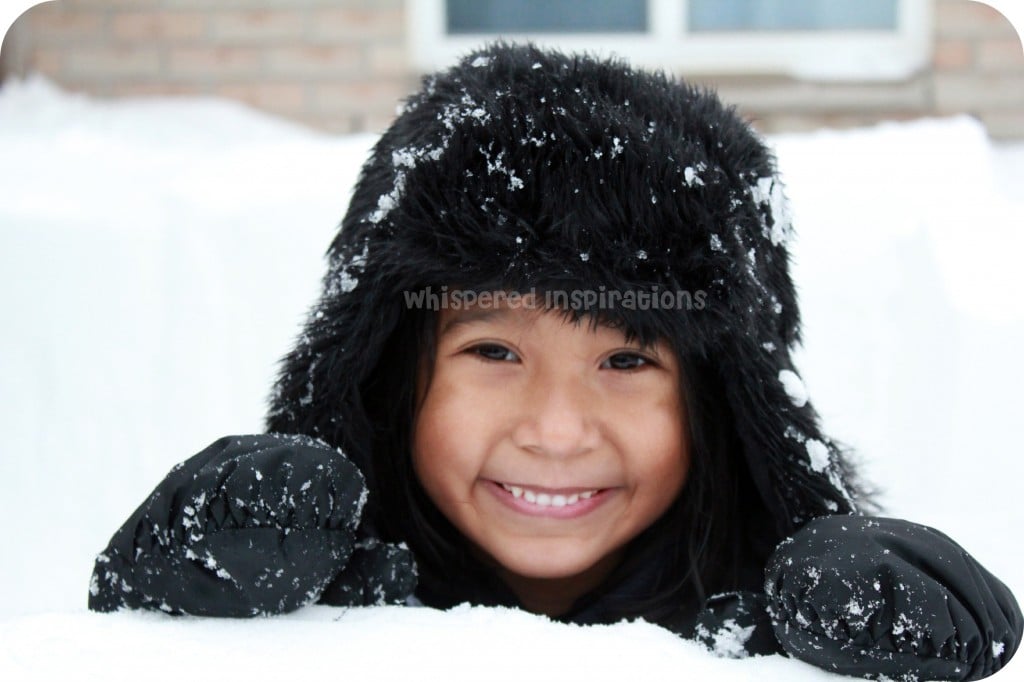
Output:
top-left (359, 292), bottom-right (775, 627)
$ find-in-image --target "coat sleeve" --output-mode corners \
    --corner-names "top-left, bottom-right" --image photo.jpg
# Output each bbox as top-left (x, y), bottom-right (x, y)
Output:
top-left (765, 515), bottom-right (1022, 681)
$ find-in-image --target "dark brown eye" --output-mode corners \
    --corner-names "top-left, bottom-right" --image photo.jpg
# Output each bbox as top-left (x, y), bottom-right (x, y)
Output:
top-left (602, 352), bottom-right (650, 370)
top-left (471, 344), bottom-right (518, 362)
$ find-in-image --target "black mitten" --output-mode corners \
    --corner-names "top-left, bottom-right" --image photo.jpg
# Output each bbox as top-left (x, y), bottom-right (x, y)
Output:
top-left (89, 434), bottom-right (416, 616)
top-left (765, 515), bottom-right (1022, 681)
top-left (694, 590), bottom-right (784, 657)
top-left (319, 536), bottom-right (418, 607)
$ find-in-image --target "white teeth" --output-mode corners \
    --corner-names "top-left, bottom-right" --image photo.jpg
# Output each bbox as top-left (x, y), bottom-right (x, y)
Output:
top-left (500, 483), bottom-right (599, 507)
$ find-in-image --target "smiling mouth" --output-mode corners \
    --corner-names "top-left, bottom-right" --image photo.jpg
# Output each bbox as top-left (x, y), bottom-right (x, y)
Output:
top-left (497, 482), bottom-right (602, 508)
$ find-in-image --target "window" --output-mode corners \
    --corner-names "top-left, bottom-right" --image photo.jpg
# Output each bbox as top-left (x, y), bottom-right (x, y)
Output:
top-left (446, 0), bottom-right (647, 34)
top-left (408, 0), bottom-right (931, 81)
top-left (688, 0), bottom-right (898, 32)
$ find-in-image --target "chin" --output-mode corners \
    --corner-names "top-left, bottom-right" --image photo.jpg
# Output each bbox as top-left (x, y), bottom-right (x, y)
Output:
top-left (490, 543), bottom-right (604, 580)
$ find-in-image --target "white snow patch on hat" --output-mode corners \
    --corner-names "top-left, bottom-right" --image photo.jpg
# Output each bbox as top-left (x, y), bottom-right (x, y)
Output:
top-left (805, 439), bottom-right (831, 473)
top-left (684, 164), bottom-right (706, 187)
top-left (778, 369), bottom-right (808, 407)
top-left (751, 176), bottom-right (793, 246)
top-left (337, 242), bottom-right (369, 294)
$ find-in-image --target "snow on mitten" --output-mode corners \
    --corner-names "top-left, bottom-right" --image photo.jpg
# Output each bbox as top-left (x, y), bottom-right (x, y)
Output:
top-left (89, 434), bottom-right (367, 616)
top-left (765, 515), bottom-right (1023, 681)
top-left (693, 590), bottom-right (783, 657)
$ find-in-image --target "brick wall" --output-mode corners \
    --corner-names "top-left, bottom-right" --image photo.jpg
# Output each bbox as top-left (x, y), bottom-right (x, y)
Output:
top-left (0, 0), bottom-right (416, 133)
top-left (931, 0), bottom-right (1024, 138)
top-left (2, 0), bottom-right (1023, 138)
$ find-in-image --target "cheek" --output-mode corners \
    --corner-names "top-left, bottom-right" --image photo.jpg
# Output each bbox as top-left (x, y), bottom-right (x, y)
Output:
top-left (411, 398), bottom-right (450, 495)
top-left (622, 388), bottom-right (691, 500)
top-left (649, 414), bottom-right (691, 490)
top-left (411, 377), bottom-right (485, 497)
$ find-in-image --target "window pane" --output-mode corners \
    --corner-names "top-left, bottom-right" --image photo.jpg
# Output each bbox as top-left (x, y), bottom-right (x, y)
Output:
top-left (447, 0), bottom-right (647, 34)
top-left (689, 0), bottom-right (898, 32)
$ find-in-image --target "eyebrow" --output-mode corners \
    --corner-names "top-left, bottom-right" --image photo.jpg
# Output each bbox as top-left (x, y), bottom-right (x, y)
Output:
top-left (439, 308), bottom-right (510, 336)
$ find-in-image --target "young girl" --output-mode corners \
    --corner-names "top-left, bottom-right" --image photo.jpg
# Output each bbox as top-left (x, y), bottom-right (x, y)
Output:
top-left (89, 43), bottom-right (1021, 680)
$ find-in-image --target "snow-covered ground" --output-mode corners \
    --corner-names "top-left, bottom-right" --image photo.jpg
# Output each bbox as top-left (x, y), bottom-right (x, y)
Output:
top-left (1, 77), bottom-right (1022, 680)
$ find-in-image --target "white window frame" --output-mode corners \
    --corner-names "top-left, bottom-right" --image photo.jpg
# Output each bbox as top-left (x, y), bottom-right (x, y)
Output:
top-left (408, 0), bottom-right (932, 82)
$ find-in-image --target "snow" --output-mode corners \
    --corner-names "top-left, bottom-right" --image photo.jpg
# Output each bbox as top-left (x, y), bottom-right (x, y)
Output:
top-left (1, 76), bottom-right (1024, 680)
top-left (698, 618), bottom-right (757, 659)
top-left (779, 369), bottom-right (808, 407)
top-left (683, 164), bottom-right (705, 187)
top-left (751, 176), bottom-right (793, 246)
top-left (805, 440), bottom-right (831, 474)
top-left (0, 605), bottom-right (835, 682)
top-left (610, 136), bottom-right (624, 157)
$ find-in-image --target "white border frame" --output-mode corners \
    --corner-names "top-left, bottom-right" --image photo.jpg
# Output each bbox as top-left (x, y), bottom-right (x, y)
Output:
top-left (408, 0), bottom-right (932, 81)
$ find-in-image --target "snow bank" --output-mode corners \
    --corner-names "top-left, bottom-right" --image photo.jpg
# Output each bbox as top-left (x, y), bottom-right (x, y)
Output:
top-left (0, 604), bottom-right (837, 681)
top-left (776, 118), bottom-right (1024, 598)
top-left (1, 77), bottom-right (1022, 680)
top-left (0, 77), bottom-right (376, 620)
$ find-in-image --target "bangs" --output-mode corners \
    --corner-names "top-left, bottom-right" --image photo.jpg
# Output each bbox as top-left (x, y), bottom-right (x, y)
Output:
top-left (412, 274), bottom-right (707, 357)
top-left (546, 293), bottom-right (695, 352)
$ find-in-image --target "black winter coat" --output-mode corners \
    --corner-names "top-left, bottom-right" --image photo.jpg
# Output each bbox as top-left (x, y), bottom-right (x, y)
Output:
top-left (90, 44), bottom-right (1022, 681)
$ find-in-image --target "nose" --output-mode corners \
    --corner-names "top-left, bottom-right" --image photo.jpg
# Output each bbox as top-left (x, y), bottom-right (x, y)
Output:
top-left (511, 371), bottom-right (601, 459)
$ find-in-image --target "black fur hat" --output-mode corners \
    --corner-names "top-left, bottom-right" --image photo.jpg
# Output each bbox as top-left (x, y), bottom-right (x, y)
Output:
top-left (266, 43), bottom-right (865, 550)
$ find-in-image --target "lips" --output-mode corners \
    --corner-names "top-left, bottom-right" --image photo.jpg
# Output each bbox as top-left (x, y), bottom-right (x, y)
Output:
top-left (484, 479), bottom-right (612, 518)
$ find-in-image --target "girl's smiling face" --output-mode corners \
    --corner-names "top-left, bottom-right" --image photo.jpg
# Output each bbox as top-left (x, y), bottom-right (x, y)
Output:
top-left (411, 298), bottom-right (690, 615)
